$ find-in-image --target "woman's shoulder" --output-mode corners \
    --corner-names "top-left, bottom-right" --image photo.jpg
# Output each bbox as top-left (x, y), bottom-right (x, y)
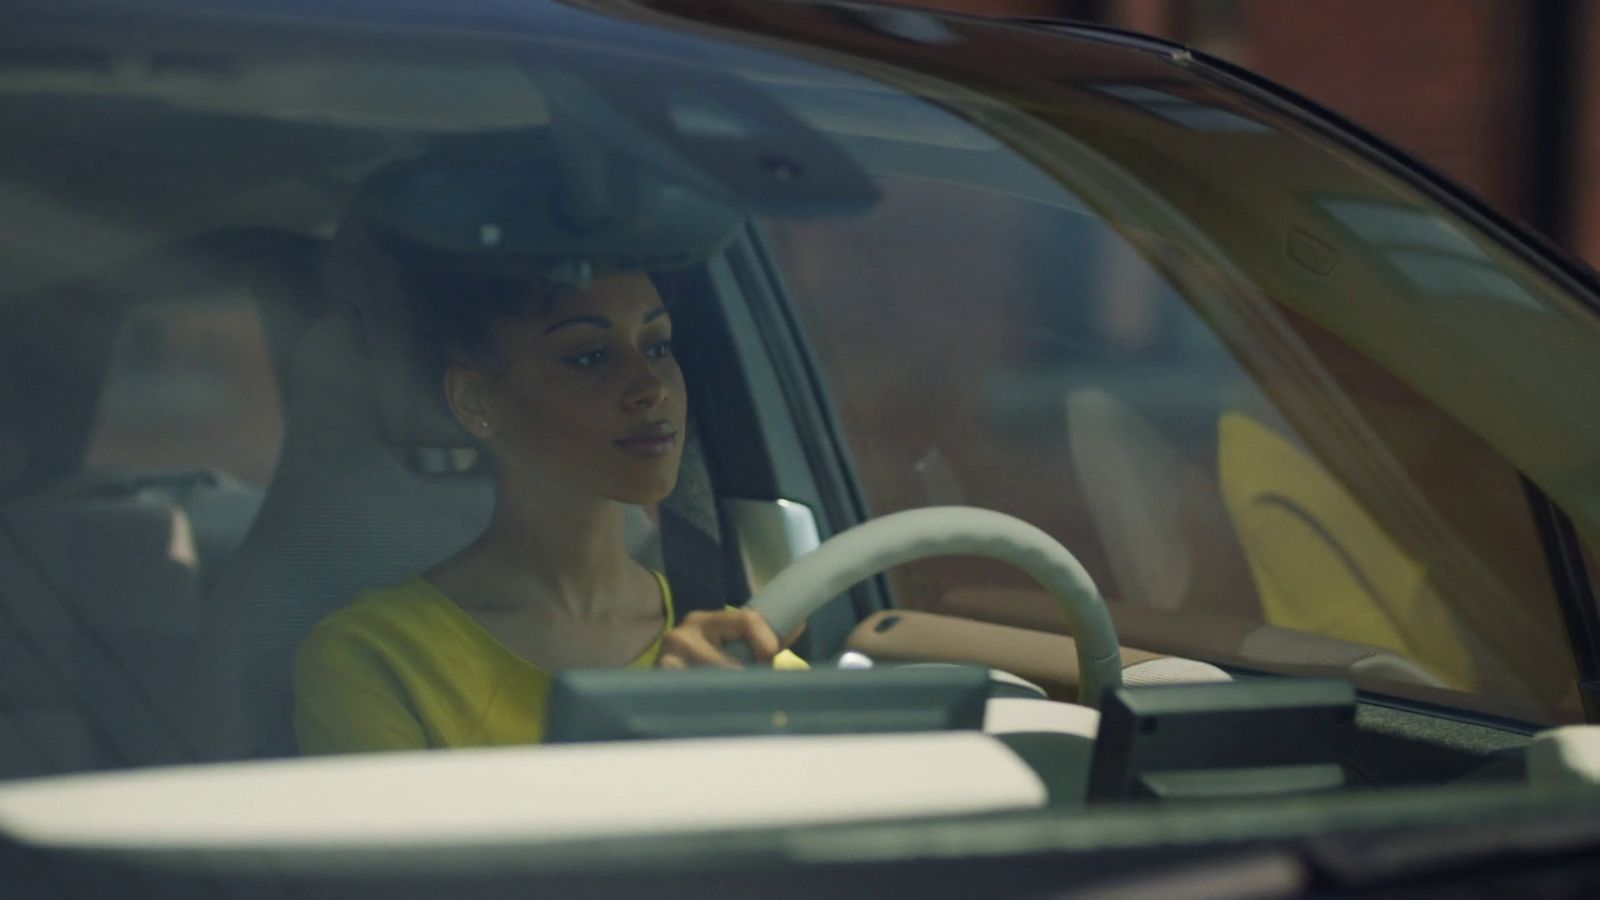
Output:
top-left (300, 576), bottom-right (460, 655)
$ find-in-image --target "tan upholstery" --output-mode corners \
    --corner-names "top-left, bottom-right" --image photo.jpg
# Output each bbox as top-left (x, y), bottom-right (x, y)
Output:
top-left (1065, 388), bottom-right (1191, 610)
top-left (935, 586), bottom-right (1490, 704)
top-left (846, 609), bottom-right (1164, 703)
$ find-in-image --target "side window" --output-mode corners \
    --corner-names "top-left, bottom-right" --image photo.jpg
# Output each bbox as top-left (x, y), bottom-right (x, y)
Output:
top-left (86, 293), bottom-right (283, 486)
top-left (765, 175), bottom-right (1581, 724)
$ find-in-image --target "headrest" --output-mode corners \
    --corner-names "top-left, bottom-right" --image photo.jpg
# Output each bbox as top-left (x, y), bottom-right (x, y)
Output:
top-left (325, 219), bottom-right (471, 449)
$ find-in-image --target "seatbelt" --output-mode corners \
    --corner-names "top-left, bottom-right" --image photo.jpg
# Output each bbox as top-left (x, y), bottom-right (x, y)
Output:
top-left (659, 506), bottom-right (731, 622)
top-left (657, 427), bottom-right (736, 622)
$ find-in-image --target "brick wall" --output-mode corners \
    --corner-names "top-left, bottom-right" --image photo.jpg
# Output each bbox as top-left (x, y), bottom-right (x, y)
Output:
top-left (875, 0), bottom-right (1600, 270)
top-left (1228, 0), bottom-right (1532, 218)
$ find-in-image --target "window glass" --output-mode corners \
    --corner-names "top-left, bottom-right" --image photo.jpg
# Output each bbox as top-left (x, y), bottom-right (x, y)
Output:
top-left (4, 0), bottom-right (1600, 791)
top-left (767, 170), bottom-right (1582, 723)
top-left (86, 294), bottom-right (283, 485)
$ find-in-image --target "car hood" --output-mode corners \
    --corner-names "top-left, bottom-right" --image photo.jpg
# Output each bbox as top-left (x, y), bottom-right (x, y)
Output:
top-left (0, 733), bottom-right (1045, 851)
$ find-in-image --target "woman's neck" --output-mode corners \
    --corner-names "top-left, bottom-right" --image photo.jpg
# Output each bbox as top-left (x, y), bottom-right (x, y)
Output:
top-left (446, 480), bottom-right (646, 619)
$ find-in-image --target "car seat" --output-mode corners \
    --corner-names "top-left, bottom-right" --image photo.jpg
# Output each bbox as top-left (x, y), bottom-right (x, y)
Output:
top-left (0, 292), bottom-right (247, 776)
top-left (1064, 387), bottom-right (1191, 610)
top-left (0, 486), bottom-right (206, 776)
top-left (201, 222), bottom-right (715, 760)
top-left (202, 222), bottom-right (494, 759)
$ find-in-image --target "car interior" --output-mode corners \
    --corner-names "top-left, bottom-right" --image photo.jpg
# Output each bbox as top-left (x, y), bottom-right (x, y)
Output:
top-left (3, 2), bottom-right (1599, 819)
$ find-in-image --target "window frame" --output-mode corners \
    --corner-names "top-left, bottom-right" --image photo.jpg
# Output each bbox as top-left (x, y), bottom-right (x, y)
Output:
top-left (1525, 481), bottom-right (1600, 720)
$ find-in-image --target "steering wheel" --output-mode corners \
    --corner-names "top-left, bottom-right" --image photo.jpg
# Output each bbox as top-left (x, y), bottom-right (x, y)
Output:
top-left (741, 506), bottom-right (1123, 709)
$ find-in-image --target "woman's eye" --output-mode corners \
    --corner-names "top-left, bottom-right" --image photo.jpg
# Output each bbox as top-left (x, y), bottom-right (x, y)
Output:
top-left (645, 340), bottom-right (674, 361)
top-left (568, 349), bottom-right (608, 368)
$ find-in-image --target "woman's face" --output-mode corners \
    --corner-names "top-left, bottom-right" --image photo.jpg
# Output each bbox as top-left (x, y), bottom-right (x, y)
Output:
top-left (458, 273), bottom-right (688, 506)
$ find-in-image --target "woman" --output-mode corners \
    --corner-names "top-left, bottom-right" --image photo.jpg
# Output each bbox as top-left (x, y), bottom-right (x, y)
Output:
top-left (294, 259), bottom-right (804, 754)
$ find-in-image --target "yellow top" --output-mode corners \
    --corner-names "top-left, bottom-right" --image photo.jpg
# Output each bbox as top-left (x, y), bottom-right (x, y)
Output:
top-left (294, 573), bottom-right (805, 754)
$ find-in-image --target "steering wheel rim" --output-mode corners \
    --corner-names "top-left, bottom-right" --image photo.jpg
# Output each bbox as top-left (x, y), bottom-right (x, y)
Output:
top-left (745, 506), bottom-right (1123, 709)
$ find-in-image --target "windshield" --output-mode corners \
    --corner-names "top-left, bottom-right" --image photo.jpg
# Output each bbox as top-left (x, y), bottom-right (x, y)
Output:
top-left (1, 0), bottom-right (1597, 809)
top-left (763, 72), bottom-right (1600, 723)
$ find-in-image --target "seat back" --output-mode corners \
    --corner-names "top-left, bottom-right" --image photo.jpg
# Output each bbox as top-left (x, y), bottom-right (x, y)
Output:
top-left (203, 225), bottom-right (675, 759)
top-left (0, 486), bottom-right (205, 776)
top-left (1065, 388), bottom-right (1191, 610)
top-left (203, 304), bottom-right (495, 759)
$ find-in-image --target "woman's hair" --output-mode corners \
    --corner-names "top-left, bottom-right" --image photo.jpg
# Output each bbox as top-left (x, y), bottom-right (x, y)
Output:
top-left (387, 236), bottom-right (680, 378)
top-left (396, 246), bottom-right (566, 374)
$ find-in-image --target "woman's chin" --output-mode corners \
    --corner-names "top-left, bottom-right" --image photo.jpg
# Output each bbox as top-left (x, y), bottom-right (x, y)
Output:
top-left (607, 469), bottom-right (681, 507)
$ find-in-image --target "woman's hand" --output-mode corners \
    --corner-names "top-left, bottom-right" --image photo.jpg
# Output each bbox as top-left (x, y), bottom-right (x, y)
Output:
top-left (657, 609), bottom-right (797, 670)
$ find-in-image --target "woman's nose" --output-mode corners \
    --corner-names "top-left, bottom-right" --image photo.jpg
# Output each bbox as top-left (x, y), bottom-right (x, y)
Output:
top-left (622, 358), bottom-right (668, 410)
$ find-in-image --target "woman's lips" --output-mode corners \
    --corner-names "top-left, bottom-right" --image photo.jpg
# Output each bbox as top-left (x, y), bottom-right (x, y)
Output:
top-left (614, 427), bottom-right (677, 458)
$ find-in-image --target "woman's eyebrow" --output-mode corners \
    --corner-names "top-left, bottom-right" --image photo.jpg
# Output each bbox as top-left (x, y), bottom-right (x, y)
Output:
top-left (542, 315), bottom-right (611, 335)
top-left (542, 307), bottom-right (668, 336)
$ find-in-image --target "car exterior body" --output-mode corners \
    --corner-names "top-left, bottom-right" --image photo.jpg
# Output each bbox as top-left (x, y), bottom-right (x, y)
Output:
top-left (3, 0), bottom-right (1600, 896)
